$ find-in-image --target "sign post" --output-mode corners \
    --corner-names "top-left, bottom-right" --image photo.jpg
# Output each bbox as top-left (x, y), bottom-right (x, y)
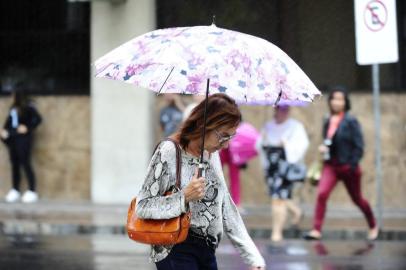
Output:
top-left (354, 0), bottom-right (398, 229)
top-left (372, 63), bottom-right (382, 228)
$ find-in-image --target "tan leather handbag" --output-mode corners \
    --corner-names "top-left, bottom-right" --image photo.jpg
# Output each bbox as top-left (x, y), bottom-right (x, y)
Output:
top-left (307, 160), bottom-right (323, 186)
top-left (126, 139), bottom-right (191, 245)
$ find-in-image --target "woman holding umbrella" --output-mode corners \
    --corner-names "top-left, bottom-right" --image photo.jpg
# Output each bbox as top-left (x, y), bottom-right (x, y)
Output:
top-left (95, 22), bottom-right (322, 269)
top-left (136, 93), bottom-right (266, 269)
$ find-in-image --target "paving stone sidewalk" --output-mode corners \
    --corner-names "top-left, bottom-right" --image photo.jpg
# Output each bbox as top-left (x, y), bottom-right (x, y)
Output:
top-left (1, 201), bottom-right (405, 240)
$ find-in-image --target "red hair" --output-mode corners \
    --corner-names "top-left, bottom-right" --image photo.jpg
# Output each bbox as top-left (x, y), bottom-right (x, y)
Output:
top-left (173, 93), bottom-right (241, 150)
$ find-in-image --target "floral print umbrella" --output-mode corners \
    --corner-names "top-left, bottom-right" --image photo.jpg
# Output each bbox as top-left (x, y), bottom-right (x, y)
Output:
top-left (95, 24), bottom-right (320, 105)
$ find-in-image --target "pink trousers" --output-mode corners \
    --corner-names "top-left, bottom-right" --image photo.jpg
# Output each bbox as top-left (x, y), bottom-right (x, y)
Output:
top-left (219, 148), bottom-right (241, 206)
top-left (313, 162), bottom-right (376, 231)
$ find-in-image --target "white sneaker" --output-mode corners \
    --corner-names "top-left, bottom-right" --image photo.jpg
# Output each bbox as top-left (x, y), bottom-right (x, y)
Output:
top-left (5, 189), bottom-right (21, 203)
top-left (21, 190), bottom-right (39, 203)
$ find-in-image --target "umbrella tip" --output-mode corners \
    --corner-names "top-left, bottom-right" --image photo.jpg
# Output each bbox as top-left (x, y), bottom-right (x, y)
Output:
top-left (211, 15), bottom-right (216, 26)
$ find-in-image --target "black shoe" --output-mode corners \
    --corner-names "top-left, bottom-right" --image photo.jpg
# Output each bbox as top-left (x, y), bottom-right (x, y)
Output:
top-left (302, 232), bottom-right (321, 241)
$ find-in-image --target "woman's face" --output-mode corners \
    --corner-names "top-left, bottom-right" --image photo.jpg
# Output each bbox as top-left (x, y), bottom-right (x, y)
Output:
top-left (205, 125), bottom-right (238, 153)
top-left (274, 106), bottom-right (290, 123)
top-left (329, 91), bottom-right (346, 114)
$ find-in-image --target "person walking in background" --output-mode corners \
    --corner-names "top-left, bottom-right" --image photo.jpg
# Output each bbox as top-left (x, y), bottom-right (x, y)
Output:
top-left (303, 86), bottom-right (378, 241)
top-left (1, 91), bottom-right (42, 203)
top-left (219, 121), bottom-right (260, 210)
top-left (257, 105), bottom-right (309, 242)
top-left (159, 93), bottom-right (185, 138)
top-left (137, 94), bottom-right (266, 270)
top-left (219, 138), bottom-right (244, 208)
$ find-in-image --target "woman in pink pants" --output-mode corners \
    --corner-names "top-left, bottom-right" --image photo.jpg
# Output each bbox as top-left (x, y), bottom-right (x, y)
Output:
top-left (303, 86), bottom-right (378, 241)
top-left (219, 147), bottom-right (242, 206)
top-left (219, 122), bottom-right (259, 208)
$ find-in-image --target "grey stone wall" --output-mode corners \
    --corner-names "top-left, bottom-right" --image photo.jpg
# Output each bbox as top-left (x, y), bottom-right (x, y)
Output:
top-left (238, 93), bottom-right (406, 208)
top-left (0, 92), bottom-right (404, 209)
top-left (156, 93), bottom-right (406, 208)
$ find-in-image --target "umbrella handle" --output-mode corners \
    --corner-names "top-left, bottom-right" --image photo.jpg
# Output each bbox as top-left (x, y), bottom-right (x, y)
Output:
top-left (198, 163), bottom-right (205, 178)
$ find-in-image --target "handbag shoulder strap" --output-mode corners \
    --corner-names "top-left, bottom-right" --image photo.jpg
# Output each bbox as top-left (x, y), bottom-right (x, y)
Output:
top-left (152, 138), bottom-right (182, 189)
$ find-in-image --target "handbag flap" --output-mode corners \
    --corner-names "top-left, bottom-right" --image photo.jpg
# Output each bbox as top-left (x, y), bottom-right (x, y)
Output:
top-left (127, 198), bottom-right (182, 233)
top-left (126, 138), bottom-right (190, 240)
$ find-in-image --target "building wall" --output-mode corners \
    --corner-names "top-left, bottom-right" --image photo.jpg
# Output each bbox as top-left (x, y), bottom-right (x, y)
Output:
top-left (156, 93), bottom-right (406, 209)
top-left (237, 93), bottom-right (406, 209)
top-left (0, 93), bottom-right (404, 208)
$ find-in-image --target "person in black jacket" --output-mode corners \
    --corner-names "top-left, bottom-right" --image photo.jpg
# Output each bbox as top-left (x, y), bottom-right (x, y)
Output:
top-left (303, 86), bottom-right (378, 241)
top-left (1, 91), bottom-right (42, 203)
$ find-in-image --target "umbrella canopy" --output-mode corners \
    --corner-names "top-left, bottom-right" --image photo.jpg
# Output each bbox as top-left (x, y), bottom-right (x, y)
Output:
top-left (95, 24), bottom-right (321, 105)
top-left (95, 24), bottom-right (321, 174)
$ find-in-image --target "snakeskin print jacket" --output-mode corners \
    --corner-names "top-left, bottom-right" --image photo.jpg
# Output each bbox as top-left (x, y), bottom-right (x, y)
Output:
top-left (136, 141), bottom-right (265, 267)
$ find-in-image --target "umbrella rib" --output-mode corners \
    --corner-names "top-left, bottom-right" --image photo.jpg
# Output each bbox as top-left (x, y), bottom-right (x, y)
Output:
top-left (157, 66), bottom-right (175, 94)
top-left (274, 90), bottom-right (282, 106)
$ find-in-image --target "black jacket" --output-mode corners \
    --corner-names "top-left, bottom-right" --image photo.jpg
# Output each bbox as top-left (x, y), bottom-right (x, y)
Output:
top-left (322, 113), bottom-right (364, 168)
top-left (2, 104), bottom-right (42, 143)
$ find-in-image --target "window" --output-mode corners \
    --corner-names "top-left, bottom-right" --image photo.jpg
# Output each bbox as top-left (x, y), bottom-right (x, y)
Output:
top-left (157, 0), bottom-right (405, 92)
top-left (0, 0), bottom-right (90, 95)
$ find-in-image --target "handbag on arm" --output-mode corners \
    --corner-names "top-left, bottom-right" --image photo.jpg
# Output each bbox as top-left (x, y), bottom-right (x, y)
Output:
top-left (126, 138), bottom-right (191, 245)
top-left (307, 160), bottom-right (323, 186)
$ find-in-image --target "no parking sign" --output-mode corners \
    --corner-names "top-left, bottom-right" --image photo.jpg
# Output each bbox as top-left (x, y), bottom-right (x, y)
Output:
top-left (354, 0), bottom-right (399, 65)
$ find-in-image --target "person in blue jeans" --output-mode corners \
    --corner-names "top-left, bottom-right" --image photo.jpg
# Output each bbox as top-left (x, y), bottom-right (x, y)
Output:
top-left (137, 94), bottom-right (266, 270)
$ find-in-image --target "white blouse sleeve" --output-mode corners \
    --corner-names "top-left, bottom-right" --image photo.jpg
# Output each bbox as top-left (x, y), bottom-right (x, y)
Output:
top-left (284, 121), bottom-right (309, 164)
top-left (211, 152), bottom-right (266, 267)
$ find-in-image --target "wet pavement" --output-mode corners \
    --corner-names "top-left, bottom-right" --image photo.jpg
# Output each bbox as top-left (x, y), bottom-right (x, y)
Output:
top-left (0, 235), bottom-right (405, 270)
top-left (1, 201), bottom-right (405, 269)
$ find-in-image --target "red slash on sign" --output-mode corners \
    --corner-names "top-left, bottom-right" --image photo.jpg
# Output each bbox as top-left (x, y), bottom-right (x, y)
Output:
top-left (364, 0), bottom-right (388, 32)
